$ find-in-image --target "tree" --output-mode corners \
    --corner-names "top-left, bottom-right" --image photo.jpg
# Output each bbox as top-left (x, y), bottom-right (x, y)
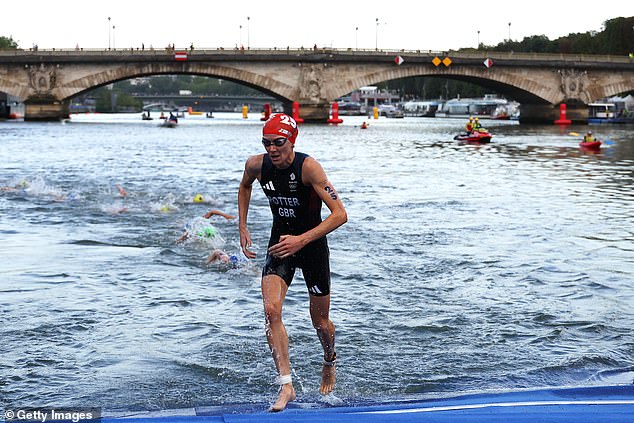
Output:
top-left (0, 36), bottom-right (18, 49)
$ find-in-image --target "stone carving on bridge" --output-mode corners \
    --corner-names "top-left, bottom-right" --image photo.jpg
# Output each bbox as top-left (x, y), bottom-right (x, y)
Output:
top-left (28, 64), bottom-right (59, 95)
top-left (298, 64), bottom-right (325, 103)
top-left (558, 69), bottom-right (590, 103)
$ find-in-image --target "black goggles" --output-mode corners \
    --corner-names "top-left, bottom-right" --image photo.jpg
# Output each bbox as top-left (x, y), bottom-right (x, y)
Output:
top-left (262, 137), bottom-right (288, 147)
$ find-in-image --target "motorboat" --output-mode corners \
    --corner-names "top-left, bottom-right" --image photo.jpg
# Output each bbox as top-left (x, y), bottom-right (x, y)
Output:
top-left (160, 115), bottom-right (178, 128)
top-left (454, 130), bottom-right (493, 143)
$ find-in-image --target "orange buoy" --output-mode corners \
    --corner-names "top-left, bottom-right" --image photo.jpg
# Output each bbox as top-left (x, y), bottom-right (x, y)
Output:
top-left (327, 101), bottom-right (344, 124)
top-left (292, 102), bottom-right (304, 123)
top-left (554, 103), bottom-right (572, 125)
top-left (260, 103), bottom-right (271, 121)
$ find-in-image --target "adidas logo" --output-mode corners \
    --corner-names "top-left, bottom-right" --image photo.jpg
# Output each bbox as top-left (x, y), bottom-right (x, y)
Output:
top-left (309, 286), bottom-right (322, 295)
top-left (263, 181), bottom-right (275, 191)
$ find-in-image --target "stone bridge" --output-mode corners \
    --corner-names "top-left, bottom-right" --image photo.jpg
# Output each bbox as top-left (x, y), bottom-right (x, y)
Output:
top-left (0, 48), bottom-right (633, 122)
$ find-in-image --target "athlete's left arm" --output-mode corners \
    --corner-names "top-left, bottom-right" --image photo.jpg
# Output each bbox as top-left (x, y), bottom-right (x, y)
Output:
top-left (268, 158), bottom-right (347, 258)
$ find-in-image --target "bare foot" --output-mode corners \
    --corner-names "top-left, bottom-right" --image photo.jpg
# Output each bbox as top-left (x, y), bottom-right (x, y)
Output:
top-left (320, 361), bottom-right (336, 395)
top-left (270, 384), bottom-right (296, 412)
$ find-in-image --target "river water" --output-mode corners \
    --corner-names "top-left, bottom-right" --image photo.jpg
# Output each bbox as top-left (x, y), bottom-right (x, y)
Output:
top-left (1, 113), bottom-right (633, 412)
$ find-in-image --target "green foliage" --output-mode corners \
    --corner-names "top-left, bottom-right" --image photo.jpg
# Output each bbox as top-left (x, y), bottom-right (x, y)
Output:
top-left (122, 75), bottom-right (260, 96)
top-left (93, 86), bottom-right (143, 112)
top-left (0, 36), bottom-right (18, 49)
top-left (474, 16), bottom-right (634, 55)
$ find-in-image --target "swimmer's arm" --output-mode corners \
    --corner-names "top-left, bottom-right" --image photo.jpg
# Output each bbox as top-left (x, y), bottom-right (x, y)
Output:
top-left (203, 209), bottom-right (236, 220)
top-left (115, 184), bottom-right (128, 197)
top-left (269, 158), bottom-right (347, 258)
top-left (238, 155), bottom-right (262, 258)
top-left (176, 231), bottom-right (189, 244)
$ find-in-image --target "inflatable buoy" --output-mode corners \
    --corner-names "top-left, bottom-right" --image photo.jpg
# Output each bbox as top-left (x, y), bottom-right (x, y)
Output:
top-left (193, 194), bottom-right (204, 203)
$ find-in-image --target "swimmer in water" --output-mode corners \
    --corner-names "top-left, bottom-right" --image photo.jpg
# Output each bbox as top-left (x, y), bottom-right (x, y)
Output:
top-left (176, 209), bottom-right (234, 244)
top-left (115, 184), bottom-right (128, 197)
top-left (206, 249), bottom-right (242, 267)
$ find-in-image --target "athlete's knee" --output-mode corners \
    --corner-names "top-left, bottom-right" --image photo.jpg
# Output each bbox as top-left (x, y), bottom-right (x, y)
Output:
top-left (263, 301), bottom-right (283, 323)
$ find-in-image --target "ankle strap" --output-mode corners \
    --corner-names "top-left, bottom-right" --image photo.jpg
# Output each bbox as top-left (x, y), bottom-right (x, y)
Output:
top-left (323, 352), bottom-right (337, 366)
top-left (275, 374), bottom-right (292, 385)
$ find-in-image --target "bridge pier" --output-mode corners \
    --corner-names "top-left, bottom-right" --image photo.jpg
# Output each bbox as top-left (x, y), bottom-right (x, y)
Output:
top-left (24, 98), bottom-right (70, 121)
top-left (519, 103), bottom-right (587, 124)
top-left (292, 102), bottom-right (330, 123)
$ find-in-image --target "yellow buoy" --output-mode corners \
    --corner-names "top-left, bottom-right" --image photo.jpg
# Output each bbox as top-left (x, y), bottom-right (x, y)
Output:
top-left (373, 106), bottom-right (379, 120)
top-left (242, 105), bottom-right (249, 119)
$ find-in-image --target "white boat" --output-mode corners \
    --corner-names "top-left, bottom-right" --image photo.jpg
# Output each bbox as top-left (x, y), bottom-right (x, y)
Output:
top-left (379, 104), bottom-right (404, 118)
top-left (403, 101), bottom-right (438, 117)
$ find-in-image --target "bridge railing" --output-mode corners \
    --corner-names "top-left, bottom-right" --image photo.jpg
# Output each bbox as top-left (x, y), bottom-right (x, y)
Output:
top-left (1, 47), bottom-right (632, 64)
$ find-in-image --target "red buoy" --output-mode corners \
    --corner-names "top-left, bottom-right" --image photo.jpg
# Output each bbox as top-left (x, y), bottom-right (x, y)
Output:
top-left (554, 103), bottom-right (572, 125)
top-left (260, 103), bottom-right (271, 121)
top-left (292, 102), bottom-right (304, 123)
top-left (327, 101), bottom-right (344, 124)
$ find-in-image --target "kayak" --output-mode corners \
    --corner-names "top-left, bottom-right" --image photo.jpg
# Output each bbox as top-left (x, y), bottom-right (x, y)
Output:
top-left (580, 140), bottom-right (601, 149)
top-left (454, 131), bottom-right (493, 143)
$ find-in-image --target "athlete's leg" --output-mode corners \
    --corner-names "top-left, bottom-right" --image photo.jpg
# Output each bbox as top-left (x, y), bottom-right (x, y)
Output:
top-left (262, 274), bottom-right (296, 411)
top-left (309, 294), bottom-right (336, 395)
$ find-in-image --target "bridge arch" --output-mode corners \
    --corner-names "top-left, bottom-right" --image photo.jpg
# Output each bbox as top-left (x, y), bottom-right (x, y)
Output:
top-left (57, 63), bottom-right (296, 104)
top-left (325, 65), bottom-right (557, 106)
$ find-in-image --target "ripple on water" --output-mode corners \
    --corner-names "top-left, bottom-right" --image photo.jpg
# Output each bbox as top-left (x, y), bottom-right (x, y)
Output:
top-left (1, 116), bottom-right (633, 410)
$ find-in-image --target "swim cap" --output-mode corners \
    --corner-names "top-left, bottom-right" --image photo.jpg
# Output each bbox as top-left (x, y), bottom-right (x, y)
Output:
top-left (197, 227), bottom-right (217, 238)
top-left (263, 113), bottom-right (298, 144)
top-left (193, 194), bottom-right (204, 203)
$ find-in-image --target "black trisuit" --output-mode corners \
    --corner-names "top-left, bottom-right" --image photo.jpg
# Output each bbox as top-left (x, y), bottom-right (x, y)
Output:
top-left (259, 152), bottom-right (331, 296)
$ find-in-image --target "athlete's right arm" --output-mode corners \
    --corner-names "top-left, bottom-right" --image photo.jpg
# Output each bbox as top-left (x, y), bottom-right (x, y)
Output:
top-left (238, 155), bottom-right (262, 259)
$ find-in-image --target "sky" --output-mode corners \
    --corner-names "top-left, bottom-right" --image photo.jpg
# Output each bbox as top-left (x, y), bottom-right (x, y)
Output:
top-left (3, 1), bottom-right (633, 52)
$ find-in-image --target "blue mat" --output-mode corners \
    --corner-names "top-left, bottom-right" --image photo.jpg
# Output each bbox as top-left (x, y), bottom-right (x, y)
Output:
top-left (103, 385), bottom-right (634, 422)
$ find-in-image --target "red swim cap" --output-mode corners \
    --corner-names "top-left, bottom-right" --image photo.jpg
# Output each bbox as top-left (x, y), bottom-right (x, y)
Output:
top-left (262, 113), bottom-right (298, 144)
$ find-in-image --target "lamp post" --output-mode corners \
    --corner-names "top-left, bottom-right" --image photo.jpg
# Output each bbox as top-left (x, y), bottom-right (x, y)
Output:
top-left (508, 22), bottom-right (511, 41)
top-left (477, 30), bottom-right (480, 49)
top-left (112, 25), bottom-right (116, 50)
top-left (108, 17), bottom-right (111, 50)
top-left (239, 24), bottom-right (242, 47)
top-left (247, 16), bottom-right (250, 49)
top-left (375, 18), bottom-right (379, 50)
top-left (355, 26), bottom-right (358, 50)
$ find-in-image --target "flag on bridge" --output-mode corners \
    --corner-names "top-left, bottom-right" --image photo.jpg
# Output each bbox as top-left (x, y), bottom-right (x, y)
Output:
top-left (483, 58), bottom-right (493, 68)
top-left (394, 55), bottom-right (405, 65)
top-left (174, 51), bottom-right (188, 61)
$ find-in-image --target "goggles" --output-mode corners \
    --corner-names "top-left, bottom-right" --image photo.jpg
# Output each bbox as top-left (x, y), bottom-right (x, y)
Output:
top-left (262, 137), bottom-right (288, 147)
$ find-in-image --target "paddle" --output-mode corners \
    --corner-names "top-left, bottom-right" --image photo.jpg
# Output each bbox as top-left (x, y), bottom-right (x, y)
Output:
top-left (569, 132), bottom-right (580, 136)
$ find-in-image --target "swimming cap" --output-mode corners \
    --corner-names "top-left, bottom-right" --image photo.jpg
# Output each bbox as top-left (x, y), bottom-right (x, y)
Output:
top-left (263, 113), bottom-right (298, 144)
top-left (193, 194), bottom-right (204, 203)
top-left (197, 226), bottom-right (217, 238)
